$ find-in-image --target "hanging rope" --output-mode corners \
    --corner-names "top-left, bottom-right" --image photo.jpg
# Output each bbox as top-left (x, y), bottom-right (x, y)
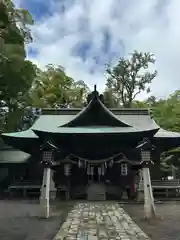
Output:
top-left (68, 152), bottom-right (126, 164)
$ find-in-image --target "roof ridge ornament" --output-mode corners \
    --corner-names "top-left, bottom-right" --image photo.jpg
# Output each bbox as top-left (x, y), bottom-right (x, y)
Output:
top-left (94, 84), bottom-right (97, 92)
top-left (87, 85), bottom-right (100, 103)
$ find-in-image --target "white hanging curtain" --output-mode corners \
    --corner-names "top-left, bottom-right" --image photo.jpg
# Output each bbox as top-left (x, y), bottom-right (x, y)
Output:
top-left (121, 163), bottom-right (128, 176)
top-left (101, 164), bottom-right (105, 176)
top-left (87, 164), bottom-right (91, 175)
top-left (109, 158), bottom-right (114, 168)
top-left (98, 167), bottom-right (102, 176)
top-left (78, 159), bottom-right (83, 168)
top-left (90, 166), bottom-right (94, 176)
top-left (64, 164), bottom-right (71, 176)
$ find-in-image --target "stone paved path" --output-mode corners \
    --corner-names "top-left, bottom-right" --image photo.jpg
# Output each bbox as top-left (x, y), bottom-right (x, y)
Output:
top-left (54, 203), bottom-right (149, 240)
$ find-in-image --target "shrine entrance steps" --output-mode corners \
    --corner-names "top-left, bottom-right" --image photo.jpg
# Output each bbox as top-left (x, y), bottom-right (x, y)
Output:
top-left (71, 183), bottom-right (122, 200)
top-left (87, 183), bottom-right (106, 201)
top-left (53, 202), bottom-right (149, 240)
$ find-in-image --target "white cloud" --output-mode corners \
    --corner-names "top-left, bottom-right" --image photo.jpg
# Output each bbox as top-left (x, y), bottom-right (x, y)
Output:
top-left (15, 0), bottom-right (180, 98)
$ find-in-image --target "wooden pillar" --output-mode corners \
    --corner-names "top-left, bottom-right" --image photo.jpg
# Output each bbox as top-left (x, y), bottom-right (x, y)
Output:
top-left (64, 163), bottom-right (71, 200)
top-left (0, 167), bottom-right (8, 196)
top-left (40, 167), bottom-right (51, 218)
top-left (121, 163), bottom-right (128, 199)
top-left (129, 176), bottom-right (135, 199)
top-left (142, 163), bottom-right (156, 219)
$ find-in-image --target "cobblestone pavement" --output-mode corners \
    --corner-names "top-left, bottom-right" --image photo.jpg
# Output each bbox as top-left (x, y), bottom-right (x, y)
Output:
top-left (54, 203), bottom-right (149, 240)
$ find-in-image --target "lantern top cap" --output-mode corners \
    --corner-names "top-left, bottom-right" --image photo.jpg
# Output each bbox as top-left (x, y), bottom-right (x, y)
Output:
top-left (136, 138), bottom-right (155, 151)
top-left (40, 141), bottom-right (57, 151)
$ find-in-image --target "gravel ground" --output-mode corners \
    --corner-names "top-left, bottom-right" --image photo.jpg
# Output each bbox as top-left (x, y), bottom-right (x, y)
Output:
top-left (123, 202), bottom-right (180, 240)
top-left (1, 200), bottom-right (180, 240)
top-left (0, 200), bottom-right (74, 240)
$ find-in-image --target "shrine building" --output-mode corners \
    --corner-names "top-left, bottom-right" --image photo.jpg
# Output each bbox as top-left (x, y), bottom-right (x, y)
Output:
top-left (0, 86), bottom-right (180, 201)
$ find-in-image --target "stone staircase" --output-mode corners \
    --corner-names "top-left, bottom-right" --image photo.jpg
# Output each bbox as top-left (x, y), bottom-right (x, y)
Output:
top-left (71, 184), bottom-right (86, 198)
top-left (87, 183), bottom-right (106, 201)
top-left (71, 183), bottom-right (122, 200)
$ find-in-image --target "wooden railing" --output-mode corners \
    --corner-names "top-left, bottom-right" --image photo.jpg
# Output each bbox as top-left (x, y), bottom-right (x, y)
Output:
top-left (139, 179), bottom-right (180, 188)
top-left (8, 181), bottom-right (41, 197)
top-left (152, 180), bottom-right (180, 188)
top-left (138, 179), bottom-right (180, 197)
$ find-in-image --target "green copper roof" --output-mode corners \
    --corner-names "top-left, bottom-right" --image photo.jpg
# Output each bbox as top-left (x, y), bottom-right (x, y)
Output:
top-left (0, 150), bottom-right (30, 163)
top-left (61, 93), bottom-right (131, 127)
top-left (1, 86), bottom-right (179, 155)
top-left (33, 126), bottom-right (154, 134)
top-left (2, 109), bottom-right (180, 139)
top-left (1, 108), bottom-right (160, 139)
top-left (2, 130), bottom-right (38, 139)
top-left (32, 110), bottom-right (158, 130)
top-left (154, 129), bottom-right (180, 138)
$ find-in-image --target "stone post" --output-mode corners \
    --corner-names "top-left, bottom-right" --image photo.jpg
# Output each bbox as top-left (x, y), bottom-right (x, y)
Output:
top-left (49, 169), bottom-right (57, 200)
top-left (142, 163), bottom-right (156, 219)
top-left (136, 169), bottom-right (144, 202)
top-left (40, 167), bottom-right (51, 218)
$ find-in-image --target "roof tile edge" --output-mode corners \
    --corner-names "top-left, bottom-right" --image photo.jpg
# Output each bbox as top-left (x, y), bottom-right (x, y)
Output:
top-left (42, 108), bottom-right (151, 116)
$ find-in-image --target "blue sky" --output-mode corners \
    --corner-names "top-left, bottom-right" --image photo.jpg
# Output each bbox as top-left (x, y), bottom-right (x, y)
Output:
top-left (14, 0), bottom-right (180, 98)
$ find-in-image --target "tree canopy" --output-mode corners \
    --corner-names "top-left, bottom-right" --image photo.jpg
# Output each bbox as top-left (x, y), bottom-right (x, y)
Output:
top-left (131, 90), bottom-right (180, 175)
top-left (0, 0), bottom-right (36, 132)
top-left (105, 51), bottom-right (157, 107)
top-left (26, 64), bottom-right (89, 109)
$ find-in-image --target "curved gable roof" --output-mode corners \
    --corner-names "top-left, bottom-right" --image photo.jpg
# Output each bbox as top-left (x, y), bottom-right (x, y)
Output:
top-left (61, 90), bottom-right (131, 128)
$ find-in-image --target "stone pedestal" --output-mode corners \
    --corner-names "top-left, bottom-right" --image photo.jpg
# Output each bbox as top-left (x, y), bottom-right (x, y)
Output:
top-left (39, 197), bottom-right (49, 218)
top-left (136, 189), bottom-right (144, 202)
top-left (121, 190), bottom-right (128, 200)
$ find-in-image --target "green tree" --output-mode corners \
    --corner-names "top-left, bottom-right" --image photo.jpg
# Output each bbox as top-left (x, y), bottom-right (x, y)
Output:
top-left (103, 89), bottom-right (119, 108)
top-left (27, 64), bottom-right (89, 108)
top-left (160, 149), bottom-right (180, 178)
top-left (131, 100), bottom-right (148, 108)
top-left (134, 91), bottom-right (180, 175)
top-left (105, 51), bottom-right (157, 107)
top-left (146, 96), bottom-right (157, 106)
top-left (152, 90), bottom-right (180, 132)
top-left (0, 0), bottom-right (35, 132)
top-left (0, 0), bottom-right (33, 44)
top-left (70, 80), bottom-right (90, 107)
